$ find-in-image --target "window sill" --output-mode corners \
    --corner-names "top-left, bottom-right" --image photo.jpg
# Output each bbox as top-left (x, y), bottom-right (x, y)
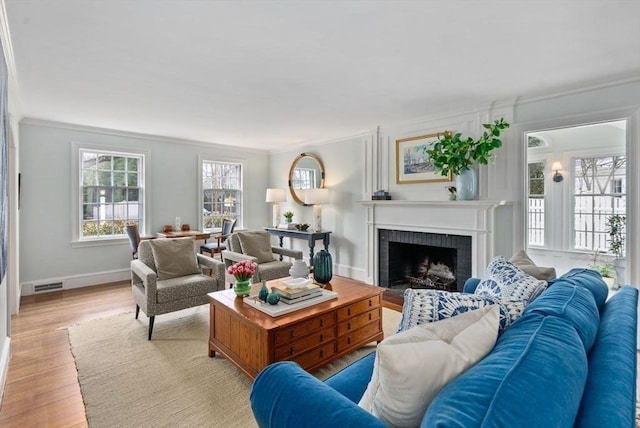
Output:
top-left (70, 237), bottom-right (129, 248)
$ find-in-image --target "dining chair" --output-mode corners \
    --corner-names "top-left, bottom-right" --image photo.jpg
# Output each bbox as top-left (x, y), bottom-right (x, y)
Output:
top-left (125, 224), bottom-right (154, 259)
top-left (200, 218), bottom-right (237, 262)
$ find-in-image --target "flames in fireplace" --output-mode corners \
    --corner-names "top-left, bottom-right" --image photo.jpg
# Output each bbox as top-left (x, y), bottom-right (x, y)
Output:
top-left (403, 256), bottom-right (457, 291)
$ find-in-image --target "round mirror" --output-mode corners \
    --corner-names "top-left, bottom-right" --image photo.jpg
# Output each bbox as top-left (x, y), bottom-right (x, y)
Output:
top-left (288, 153), bottom-right (325, 205)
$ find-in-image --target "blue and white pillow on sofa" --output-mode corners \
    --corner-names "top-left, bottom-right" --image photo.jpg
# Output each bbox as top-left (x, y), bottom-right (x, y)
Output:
top-left (397, 289), bottom-right (525, 333)
top-left (475, 256), bottom-right (548, 304)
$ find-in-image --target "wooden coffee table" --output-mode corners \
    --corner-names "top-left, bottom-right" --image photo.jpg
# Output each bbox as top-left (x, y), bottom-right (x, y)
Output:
top-left (208, 276), bottom-right (384, 379)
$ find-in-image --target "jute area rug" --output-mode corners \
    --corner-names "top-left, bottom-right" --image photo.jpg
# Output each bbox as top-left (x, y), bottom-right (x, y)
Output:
top-left (68, 305), bottom-right (401, 428)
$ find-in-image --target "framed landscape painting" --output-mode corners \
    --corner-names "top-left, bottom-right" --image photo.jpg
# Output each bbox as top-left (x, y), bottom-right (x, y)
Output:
top-left (395, 133), bottom-right (452, 184)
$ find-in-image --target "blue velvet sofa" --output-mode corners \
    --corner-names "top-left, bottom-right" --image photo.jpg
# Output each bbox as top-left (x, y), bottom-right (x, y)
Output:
top-left (250, 269), bottom-right (638, 427)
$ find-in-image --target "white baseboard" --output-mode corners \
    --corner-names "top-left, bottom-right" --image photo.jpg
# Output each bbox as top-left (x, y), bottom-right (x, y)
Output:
top-left (20, 268), bottom-right (130, 296)
top-left (0, 336), bottom-right (10, 406)
top-left (334, 264), bottom-right (368, 283)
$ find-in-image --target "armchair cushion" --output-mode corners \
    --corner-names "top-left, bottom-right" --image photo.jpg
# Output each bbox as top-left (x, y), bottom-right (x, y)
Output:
top-left (149, 237), bottom-right (201, 280)
top-left (237, 231), bottom-right (274, 263)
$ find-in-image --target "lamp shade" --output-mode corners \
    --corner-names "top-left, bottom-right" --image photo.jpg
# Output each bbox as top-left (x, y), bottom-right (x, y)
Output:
top-left (551, 162), bottom-right (563, 171)
top-left (304, 188), bottom-right (329, 205)
top-left (266, 188), bottom-right (286, 203)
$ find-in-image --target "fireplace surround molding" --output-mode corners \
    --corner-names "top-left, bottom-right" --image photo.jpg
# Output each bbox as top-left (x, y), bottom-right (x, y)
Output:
top-left (358, 200), bottom-right (513, 286)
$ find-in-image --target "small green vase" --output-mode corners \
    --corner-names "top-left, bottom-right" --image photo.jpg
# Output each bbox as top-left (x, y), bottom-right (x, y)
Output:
top-left (233, 279), bottom-right (251, 297)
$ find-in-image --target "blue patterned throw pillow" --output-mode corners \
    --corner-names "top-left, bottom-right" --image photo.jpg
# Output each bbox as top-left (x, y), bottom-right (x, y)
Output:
top-left (475, 256), bottom-right (548, 304)
top-left (397, 289), bottom-right (525, 333)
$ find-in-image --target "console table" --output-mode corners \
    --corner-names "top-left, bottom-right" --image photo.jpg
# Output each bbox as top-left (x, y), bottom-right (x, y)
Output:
top-left (264, 227), bottom-right (332, 264)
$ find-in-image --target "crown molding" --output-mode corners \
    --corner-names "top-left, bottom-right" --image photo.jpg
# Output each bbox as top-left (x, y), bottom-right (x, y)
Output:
top-left (515, 71), bottom-right (640, 107)
top-left (20, 117), bottom-right (270, 155)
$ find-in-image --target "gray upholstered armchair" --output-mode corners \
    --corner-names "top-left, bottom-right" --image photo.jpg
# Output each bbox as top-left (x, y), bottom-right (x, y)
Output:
top-left (222, 230), bottom-right (303, 285)
top-left (131, 237), bottom-right (225, 339)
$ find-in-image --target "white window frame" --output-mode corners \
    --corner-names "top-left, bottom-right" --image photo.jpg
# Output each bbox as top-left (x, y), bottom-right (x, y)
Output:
top-left (527, 160), bottom-right (546, 247)
top-left (570, 152), bottom-right (626, 253)
top-left (198, 156), bottom-right (243, 232)
top-left (71, 142), bottom-right (150, 247)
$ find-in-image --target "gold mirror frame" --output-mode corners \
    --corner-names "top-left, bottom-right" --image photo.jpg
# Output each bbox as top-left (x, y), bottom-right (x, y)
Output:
top-left (288, 152), bottom-right (325, 206)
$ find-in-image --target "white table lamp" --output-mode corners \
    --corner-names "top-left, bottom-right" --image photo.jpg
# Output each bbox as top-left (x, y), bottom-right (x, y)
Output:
top-left (304, 188), bottom-right (329, 232)
top-left (266, 188), bottom-right (287, 227)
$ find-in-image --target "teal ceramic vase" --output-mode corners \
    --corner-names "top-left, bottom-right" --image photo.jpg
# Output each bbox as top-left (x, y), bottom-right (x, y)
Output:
top-left (455, 167), bottom-right (478, 200)
top-left (258, 280), bottom-right (269, 302)
top-left (313, 250), bottom-right (333, 285)
top-left (233, 279), bottom-right (251, 297)
top-left (266, 290), bottom-right (280, 305)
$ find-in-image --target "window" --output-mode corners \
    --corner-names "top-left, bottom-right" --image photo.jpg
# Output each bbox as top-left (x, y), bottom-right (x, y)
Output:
top-left (528, 161), bottom-right (545, 246)
top-left (292, 168), bottom-right (316, 190)
top-left (573, 155), bottom-right (626, 252)
top-left (79, 149), bottom-right (144, 239)
top-left (202, 161), bottom-right (242, 230)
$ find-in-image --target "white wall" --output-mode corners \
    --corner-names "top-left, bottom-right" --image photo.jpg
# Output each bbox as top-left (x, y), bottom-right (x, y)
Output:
top-left (18, 120), bottom-right (270, 289)
top-left (268, 78), bottom-right (639, 287)
top-left (513, 79), bottom-right (640, 284)
top-left (269, 134), bottom-right (370, 280)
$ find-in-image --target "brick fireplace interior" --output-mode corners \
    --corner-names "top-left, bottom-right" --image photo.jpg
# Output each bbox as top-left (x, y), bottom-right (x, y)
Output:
top-left (378, 229), bottom-right (472, 302)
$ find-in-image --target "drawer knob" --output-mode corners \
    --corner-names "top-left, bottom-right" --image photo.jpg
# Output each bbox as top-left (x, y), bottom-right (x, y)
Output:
top-left (347, 337), bottom-right (351, 344)
top-left (369, 313), bottom-right (372, 321)
top-left (348, 322), bottom-right (351, 330)
top-left (319, 349), bottom-right (324, 358)
top-left (347, 308), bottom-right (351, 316)
top-left (320, 333), bottom-right (324, 342)
top-left (290, 346), bottom-right (295, 355)
top-left (369, 299), bottom-right (372, 307)
top-left (320, 319), bottom-right (324, 327)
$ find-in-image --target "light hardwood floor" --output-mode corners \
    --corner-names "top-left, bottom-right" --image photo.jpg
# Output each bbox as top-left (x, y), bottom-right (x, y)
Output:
top-left (0, 279), bottom-right (402, 427)
top-left (0, 281), bottom-right (134, 427)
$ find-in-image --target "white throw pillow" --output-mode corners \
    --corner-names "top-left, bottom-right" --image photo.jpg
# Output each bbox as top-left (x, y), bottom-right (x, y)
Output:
top-left (358, 305), bottom-right (500, 427)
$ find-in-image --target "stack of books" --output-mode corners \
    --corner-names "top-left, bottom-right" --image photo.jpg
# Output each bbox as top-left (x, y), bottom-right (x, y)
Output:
top-left (277, 223), bottom-right (298, 230)
top-left (271, 283), bottom-right (322, 305)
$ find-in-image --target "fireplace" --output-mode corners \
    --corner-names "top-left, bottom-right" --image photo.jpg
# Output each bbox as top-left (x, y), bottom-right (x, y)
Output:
top-left (378, 229), bottom-right (472, 297)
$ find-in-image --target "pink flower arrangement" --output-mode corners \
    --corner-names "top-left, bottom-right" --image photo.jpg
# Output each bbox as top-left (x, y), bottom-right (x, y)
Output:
top-left (227, 260), bottom-right (257, 282)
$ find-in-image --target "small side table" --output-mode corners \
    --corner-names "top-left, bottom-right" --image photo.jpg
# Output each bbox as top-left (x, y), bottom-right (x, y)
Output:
top-left (264, 227), bottom-right (332, 264)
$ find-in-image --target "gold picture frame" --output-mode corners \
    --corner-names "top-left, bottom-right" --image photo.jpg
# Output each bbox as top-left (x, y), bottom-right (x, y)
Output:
top-left (395, 132), bottom-right (453, 184)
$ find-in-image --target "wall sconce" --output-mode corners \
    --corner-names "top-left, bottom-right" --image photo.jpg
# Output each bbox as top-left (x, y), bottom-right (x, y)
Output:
top-left (551, 162), bottom-right (564, 183)
top-left (304, 188), bottom-right (329, 232)
top-left (266, 188), bottom-right (287, 228)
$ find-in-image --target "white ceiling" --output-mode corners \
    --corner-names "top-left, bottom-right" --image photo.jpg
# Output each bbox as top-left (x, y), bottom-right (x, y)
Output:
top-left (5, 0), bottom-right (640, 151)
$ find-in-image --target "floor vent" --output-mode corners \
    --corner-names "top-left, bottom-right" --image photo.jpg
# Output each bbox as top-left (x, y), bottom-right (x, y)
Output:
top-left (34, 282), bottom-right (63, 293)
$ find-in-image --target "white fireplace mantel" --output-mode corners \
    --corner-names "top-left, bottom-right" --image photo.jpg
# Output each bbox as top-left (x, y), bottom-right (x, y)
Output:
top-left (358, 200), bottom-right (514, 285)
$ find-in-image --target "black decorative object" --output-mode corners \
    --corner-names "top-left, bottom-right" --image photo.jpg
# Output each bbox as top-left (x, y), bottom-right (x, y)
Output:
top-left (313, 250), bottom-right (333, 285)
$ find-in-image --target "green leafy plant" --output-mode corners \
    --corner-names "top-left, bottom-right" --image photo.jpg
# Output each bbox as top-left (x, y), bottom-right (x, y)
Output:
top-left (606, 214), bottom-right (626, 259)
top-left (425, 118), bottom-right (510, 177)
top-left (589, 250), bottom-right (615, 278)
top-left (283, 211), bottom-right (294, 223)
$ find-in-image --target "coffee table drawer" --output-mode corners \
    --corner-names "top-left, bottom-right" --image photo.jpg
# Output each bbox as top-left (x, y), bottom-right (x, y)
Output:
top-left (275, 326), bottom-right (335, 360)
top-left (291, 342), bottom-right (336, 369)
top-left (336, 321), bottom-right (382, 352)
top-left (337, 295), bottom-right (380, 320)
top-left (274, 313), bottom-right (335, 345)
top-left (337, 308), bottom-right (381, 336)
